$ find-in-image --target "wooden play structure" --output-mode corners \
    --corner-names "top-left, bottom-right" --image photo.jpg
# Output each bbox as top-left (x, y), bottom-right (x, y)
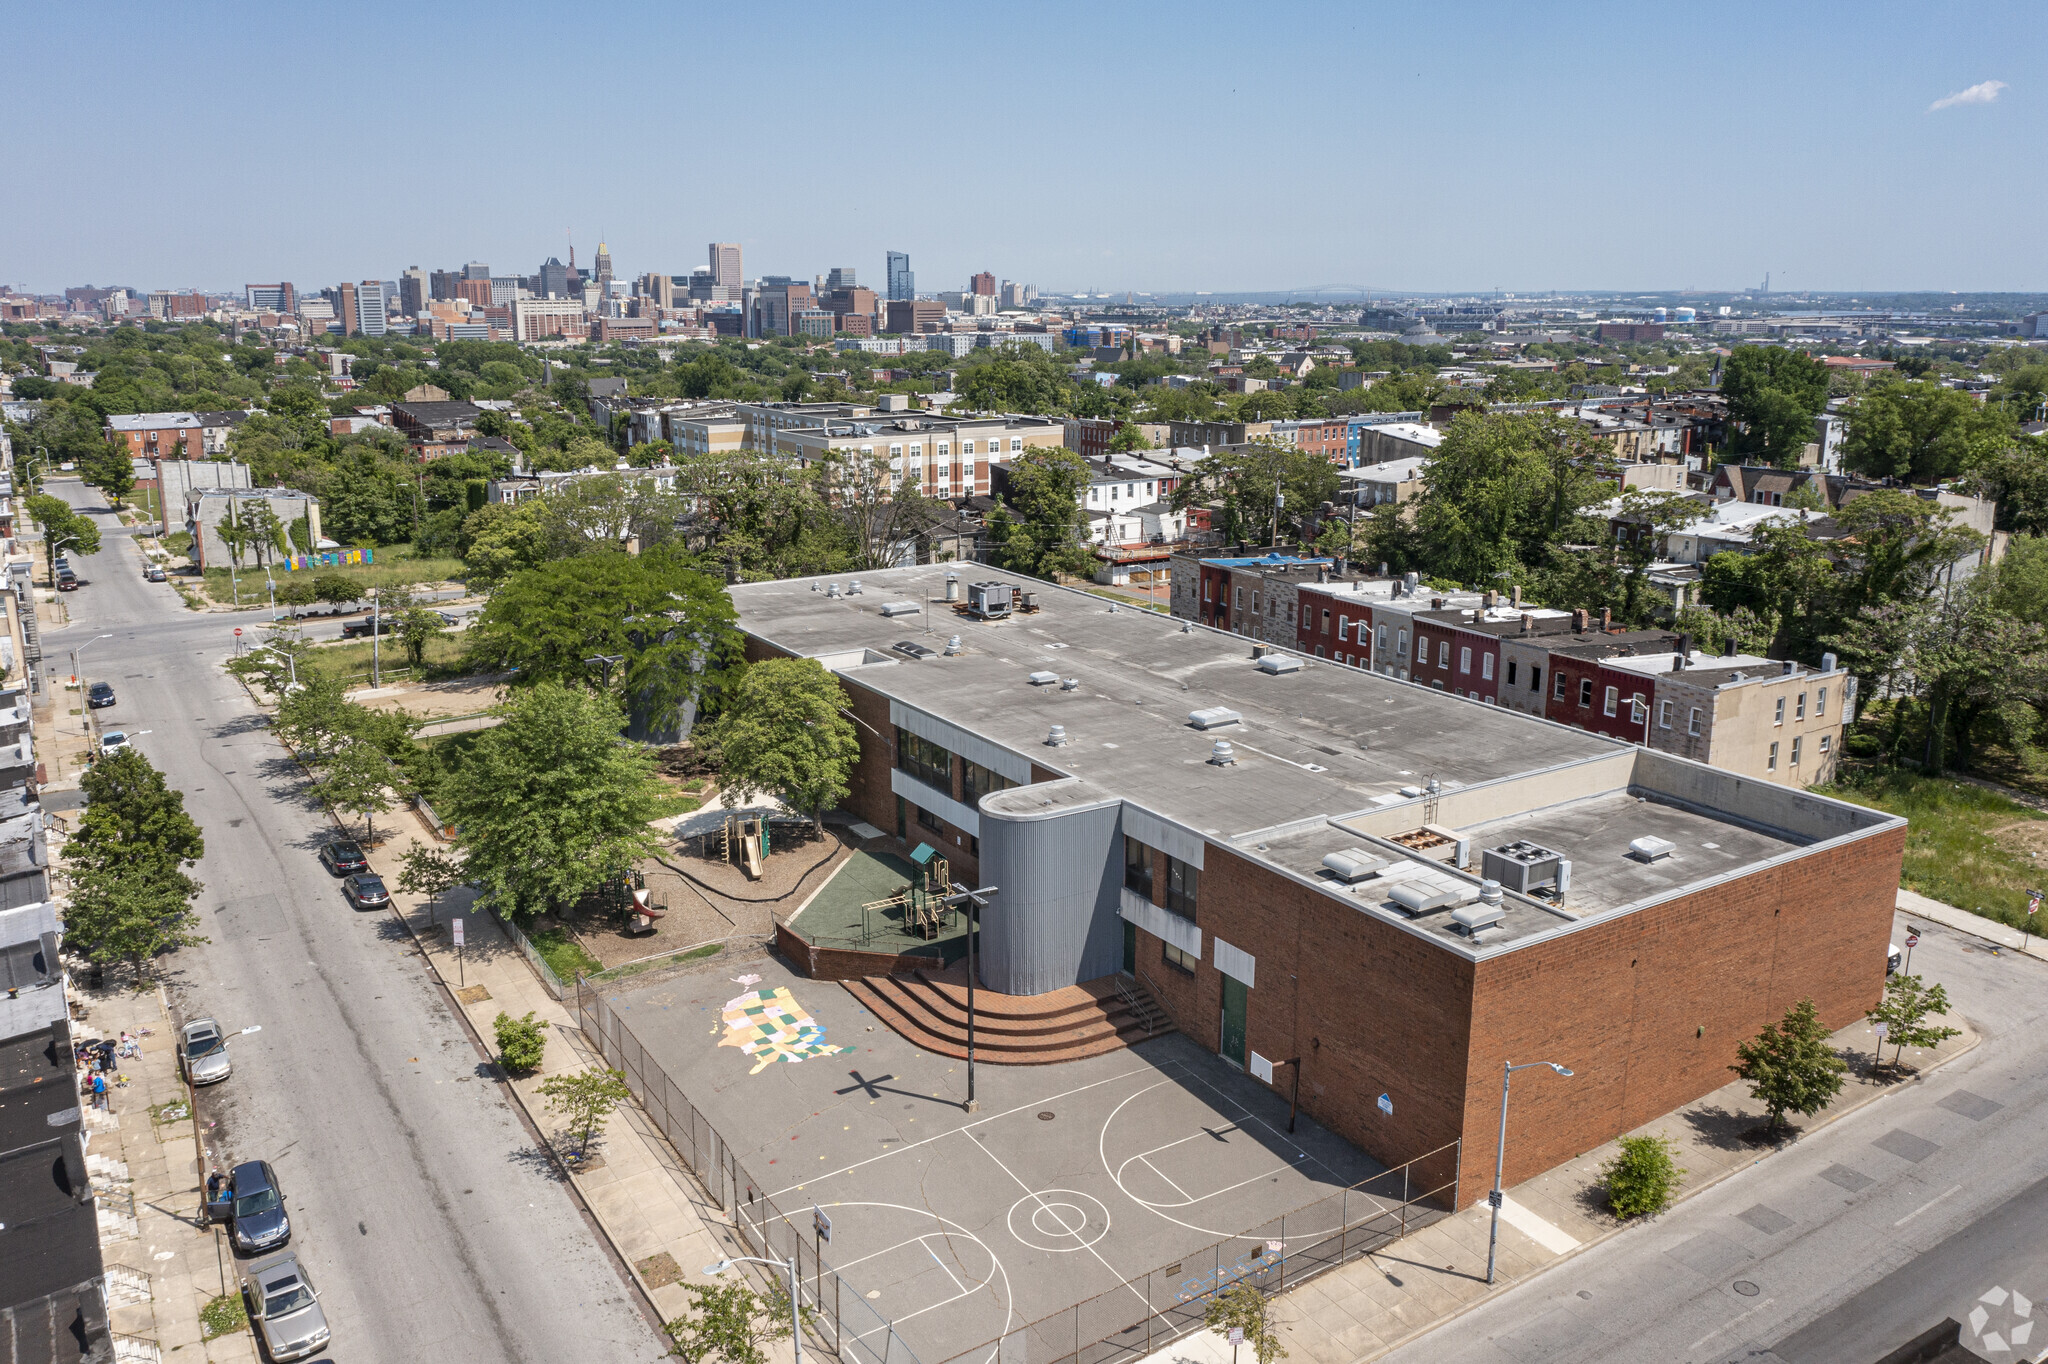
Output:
top-left (859, 845), bottom-right (955, 944)
top-left (711, 814), bottom-right (768, 881)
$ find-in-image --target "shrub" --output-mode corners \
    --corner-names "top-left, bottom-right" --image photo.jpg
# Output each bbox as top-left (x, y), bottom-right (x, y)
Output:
top-left (493, 1010), bottom-right (548, 1073)
top-left (1601, 1133), bottom-right (1685, 1218)
top-left (200, 1292), bottom-right (248, 1340)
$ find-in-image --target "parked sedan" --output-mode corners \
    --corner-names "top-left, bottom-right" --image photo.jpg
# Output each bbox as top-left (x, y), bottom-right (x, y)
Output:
top-left (56, 570), bottom-right (78, 591)
top-left (180, 1017), bottom-right (232, 1085)
top-left (223, 1160), bottom-right (291, 1254)
top-left (342, 873), bottom-right (390, 910)
top-left (242, 1251), bottom-right (331, 1361)
top-left (143, 565), bottom-right (168, 583)
top-left (319, 839), bottom-right (368, 876)
top-left (87, 681), bottom-right (115, 709)
top-left (97, 731), bottom-right (129, 756)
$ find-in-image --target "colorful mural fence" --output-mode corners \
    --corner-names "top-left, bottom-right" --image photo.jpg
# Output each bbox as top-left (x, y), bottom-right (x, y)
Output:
top-left (283, 548), bottom-right (372, 571)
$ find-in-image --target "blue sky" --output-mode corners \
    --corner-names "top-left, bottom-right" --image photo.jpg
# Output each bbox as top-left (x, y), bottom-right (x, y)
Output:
top-left (7, 1), bottom-right (2042, 295)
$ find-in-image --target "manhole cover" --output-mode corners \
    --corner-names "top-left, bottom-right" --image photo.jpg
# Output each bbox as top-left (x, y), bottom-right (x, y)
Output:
top-left (1733, 1281), bottom-right (1760, 1297)
top-left (1038, 1111), bottom-right (1056, 1121)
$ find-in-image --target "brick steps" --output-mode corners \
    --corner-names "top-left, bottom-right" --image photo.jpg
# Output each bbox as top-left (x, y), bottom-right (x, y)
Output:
top-left (844, 967), bottom-right (1173, 1064)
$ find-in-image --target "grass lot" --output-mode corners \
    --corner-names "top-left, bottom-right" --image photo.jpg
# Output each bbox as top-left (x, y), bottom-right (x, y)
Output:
top-left (1081, 585), bottom-right (1168, 612)
top-left (202, 549), bottom-right (466, 605)
top-left (303, 633), bottom-right (473, 685)
top-left (526, 923), bottom-right (603, 981)
top-left (161, 531), bottom-right (192, 556)
top-left (1818, 765), bottom-right (2048, 933)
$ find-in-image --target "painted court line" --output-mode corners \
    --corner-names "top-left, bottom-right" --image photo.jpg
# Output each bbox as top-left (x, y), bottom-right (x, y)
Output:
top-left (1494, 1195), bottom-right (1580, 1255)
top-left (925, 1236), bottom-right (970, 1295)
top-left (1139, 1154), bottom-right (1191, 1202)
top-left (767, 1058), bottom-right (1165, 1200)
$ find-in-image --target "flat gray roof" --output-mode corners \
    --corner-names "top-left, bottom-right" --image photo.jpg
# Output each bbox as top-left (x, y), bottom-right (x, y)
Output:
top-left (729, 566), bottom-right (1901, 959)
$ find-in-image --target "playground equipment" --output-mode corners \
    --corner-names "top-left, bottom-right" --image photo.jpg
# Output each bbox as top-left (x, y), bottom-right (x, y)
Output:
top-left (627, 886), bottom-right (665, 936)
top-left (710, 814), bottom-right (769, 881)
top-left (858, 845), bottom-right (955, 944)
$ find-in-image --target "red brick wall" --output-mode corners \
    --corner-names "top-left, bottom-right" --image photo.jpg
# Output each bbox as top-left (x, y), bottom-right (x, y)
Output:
top-left (1135, 824), bottom-right (1903, 1210)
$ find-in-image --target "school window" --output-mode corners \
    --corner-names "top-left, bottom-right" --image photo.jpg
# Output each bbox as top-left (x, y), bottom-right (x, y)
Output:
top-left (1658, 699), bottom-right (1672, 728)
top-left (896, 727), bottom-right (952, 790)
top-left (1768, 742), bottom-right (1779, 771)
top-left (1123, 836), bottom-right (1154, 899)
top-left (1482, 653), bottom-right (1495, 681)
top-left (1438, 641), bottom-right (1450, 669)
top-left (917, 805), bottom-right (944, 834)
top-left (1774, 697), bottom-right (1785, 725)
top-left (1579, 678), bottom-right (1594, 707)
top-left (1011, 438), bottom-right (1024, 452)
top-left (962, 761), bottom-right (1015, 802)
top-left (1459, 647), bottom-right (1472, 675)
top-left (1603, 686), bottom-right (1618, 717)
top-left (1688, 707), bottom-right (1702, 735)
top-left (1791, 736), bottom-right (1803, 765)
top-left (1163, 941), bottom-right (1198, 973)
top-left (962, 441), bottom-right (975, 455)
top-left (1796, 692), bottom-right (1807, 720)
top-left (1554, 672), bottom-right (1568, 701)
top-left (1817, 686), bottom-right (1828, 716)
top-left (1165, 857), bottom-right (1199, 921)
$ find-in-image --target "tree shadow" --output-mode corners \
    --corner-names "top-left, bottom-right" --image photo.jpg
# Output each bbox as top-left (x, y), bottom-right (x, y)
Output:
top-left (1676, 1104), bottom-right (1770, 1152)
top-left (505, 1142), bottom-right (571, 1184)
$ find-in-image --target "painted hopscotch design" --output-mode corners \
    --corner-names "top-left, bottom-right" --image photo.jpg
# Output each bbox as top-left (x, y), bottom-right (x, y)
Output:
top-left (719, 986), bottom-right (847, 1074)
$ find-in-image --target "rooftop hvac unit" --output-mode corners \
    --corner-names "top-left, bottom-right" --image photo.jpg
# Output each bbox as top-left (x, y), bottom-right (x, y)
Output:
top-left (1628, 836), bottom-right (1677, 863)
top-left (1322, 849), bottom-right (1387, 883)
top-left (1188, 706), bottom-right (1242, 730)
top-left (967, 581), bottom-right (1013, 619)
top-left (1388, 879), bottom-right (1479, 916)
top-left (879, 601), bottom-right (921, 617)
top-left (1255, 654), bottom-right (1303, 675)
top-left (1027, 670), bottom-right (1060, 686)
top-left (1453, 882), bottom-right (1507, 935)
top-left (1482, 840), bottom-right (1565, 895)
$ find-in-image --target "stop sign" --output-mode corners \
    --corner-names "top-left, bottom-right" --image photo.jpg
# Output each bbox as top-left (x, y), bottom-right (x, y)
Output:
top-left (233, 628), bottom-right (242, 637)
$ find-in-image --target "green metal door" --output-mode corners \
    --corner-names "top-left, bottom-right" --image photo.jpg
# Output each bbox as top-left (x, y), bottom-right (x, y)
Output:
top-left (1122, 920), bottom-right (1137, 975)
top-left (1220, 976), bottom-right (1248, 1068)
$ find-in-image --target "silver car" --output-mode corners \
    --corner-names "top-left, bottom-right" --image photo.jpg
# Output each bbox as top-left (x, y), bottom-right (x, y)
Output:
top-left (180, 1018), bottom-right (232, 1085)
top-left (243, 1251), bottom-right (331, 1361)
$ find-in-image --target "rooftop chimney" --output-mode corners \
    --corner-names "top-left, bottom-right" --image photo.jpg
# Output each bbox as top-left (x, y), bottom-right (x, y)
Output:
top-left (1600, 607), bottom-right (1613, 632)
top-left (1511, 584), bottom-right (1522, 608)
top-left (1724, 638), bottom-right (1738, 657)
top-left (1782, 660), bottom-right (1797, 676)
top-left (1431, 596), bottom-right (1444, 610)
top-left (1674, 634), bottom-right (1691, 670)
top-left (1573, 609), bottom-right (1589, 634)
top-left (1520, 612), bottom-right (1534, 636)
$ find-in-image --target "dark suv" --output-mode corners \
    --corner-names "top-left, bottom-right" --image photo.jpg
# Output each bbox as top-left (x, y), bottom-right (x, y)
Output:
top-left (87, 682), bottom-right (115, 709)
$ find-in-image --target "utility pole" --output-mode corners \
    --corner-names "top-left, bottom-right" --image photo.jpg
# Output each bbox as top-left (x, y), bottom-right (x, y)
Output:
top-left (1487, 1060), bottom-right (1574, 1284)
top-left (369, 589), bottom-right (381, 686)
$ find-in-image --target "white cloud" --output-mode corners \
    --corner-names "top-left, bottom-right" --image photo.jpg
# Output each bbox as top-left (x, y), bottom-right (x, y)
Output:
top-left (1930, 80), bottom-right (2007, 111)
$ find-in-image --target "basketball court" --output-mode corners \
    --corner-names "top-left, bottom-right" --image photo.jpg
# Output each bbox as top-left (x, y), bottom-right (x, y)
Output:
top-left (593, 955), bottom-right (1456, 1364)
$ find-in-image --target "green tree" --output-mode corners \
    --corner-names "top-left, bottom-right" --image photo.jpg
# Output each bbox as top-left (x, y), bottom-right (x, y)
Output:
top-left (1396, 412), bottom-right (1611, 585)
top-left (1972, 433), bottom-right (2048, 535)
top-left (396, 842), bottom-right (462, 919)
top-left (439, 682), bottom-right (667, 921)
top-left (1599, 1134), bottom-right (1686, 1218)
top-left (460, 500), bottom-right (551, 587)
top-left (1108, 421), bottom-right (1153, 452)
top-left (312, 573), bottom-right (363, 606)
top-left (1730, 998), bottom-right (1848, 1134)
top-left (1721, 347), bottom-right (1830, 467)
top-left (1176, 439), bottom-right (1339, 548)
top-left (1842, 378), bottom-right (2015, 485)
top-left (237, 500), bottom-right (286, 568)
top-left (71, 749), bottom-right (206, 885)
top-left (1203, 1283), bottom-right (1287, 1364)
top-left (706, 658), bottom-right (859, 835)
top-left (84, 445), bottom-right (136, 507)
top-left (271, 671), bottom-right (356, 754)
top-left (310, 735), bottom-right (398, 843)
top-left (1865, 973), bottom-right (1961, 1071)
top-left (493, 1011), bottom-right (549, 1074)
top-left (539, 1066), bottom-right (633, 1156)
top-left (62, 864), bottom-right (207, 978)
top-left (468, 549), bottom-right (739, 725)
top-left (396, 604), bottom-right (445, 669)
top-left (987, 448), bottom-right (1096, 580)
top-left (665, 1281), bottom-right (795, 1364)
top-left (26, 492), bottom-right (100, 577)
top-left (1829, 491), bottom-right (1982, 619)
top-left (1614, 489), bottom-right (1704, 624)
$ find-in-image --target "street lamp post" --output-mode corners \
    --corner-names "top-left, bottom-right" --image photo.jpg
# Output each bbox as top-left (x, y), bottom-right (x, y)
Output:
top-left (71, 633), bottom-right (113, 741)
top-left (1486, 1059), bottom-right (1575, 1285)
top-left (947, 882), bottom-right (998, 1112)
top-left (703, 1256), bottom-right (803, 1364)
top-left (367, 589), bottom-right (380, 686)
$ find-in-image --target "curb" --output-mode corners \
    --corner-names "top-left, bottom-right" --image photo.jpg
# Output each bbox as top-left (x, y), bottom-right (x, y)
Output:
top-left (1354, 1024), bottom-right (1984, 1362)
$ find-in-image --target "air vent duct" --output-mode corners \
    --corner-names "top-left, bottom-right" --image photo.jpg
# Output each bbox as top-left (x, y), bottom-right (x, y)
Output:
top-left (1322, 849), bottom-right (1387, 883)
top-left (944, 635), bottom-right (963, 656)
top-left (1046, 725), bottom-right (1068, 746)
top-left (1188, 707), bottom-right (1241, 730)
top-left (1255, 654), bottom-right (1302, 675)
top-left (1207, 740), bottom-right (1237, 766)
top-left (879, 601), bottom-right (921, 618)
top-left (1628, 836), bottom-right (1676, 863)
top-left (1060, 677), bottom-right (1079, 691)
top-left (1027, 670), bottom-right (1059, 686)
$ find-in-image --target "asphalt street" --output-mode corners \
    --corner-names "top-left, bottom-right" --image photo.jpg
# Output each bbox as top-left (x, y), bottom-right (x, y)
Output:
top-left (1381, 912), bottom-right (2048, 1364)
top-left (46, 482), bottom-right (666, 1364)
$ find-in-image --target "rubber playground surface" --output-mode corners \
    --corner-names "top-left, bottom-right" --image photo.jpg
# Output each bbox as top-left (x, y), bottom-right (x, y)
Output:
top-left (604, 955), bottom-right (1427, 1364)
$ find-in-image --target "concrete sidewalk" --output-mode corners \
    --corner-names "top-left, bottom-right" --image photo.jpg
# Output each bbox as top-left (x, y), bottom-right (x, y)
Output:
top-left (73, 977), bottom-right (259, 1363)
top-left (1897, 887), bottom-right (2047, 962)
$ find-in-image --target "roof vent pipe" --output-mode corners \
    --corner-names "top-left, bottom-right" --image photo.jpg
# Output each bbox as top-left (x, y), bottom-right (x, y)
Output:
top-left (1478, 879), bottom-right (1503, 908)
top-left (1208, 740), bottom-right (1237, 766)
top-left (944, 635), bottom-right (963, 656)
top-left (945, 573), bottom-right (960, 602)
top-left (848, 580), bottom-right (864, 595)
top-left (1060, 676), bottom-right (1079, 691)
top-left (1046, 725), bottom-right (1068, 746)
top-left (1181, 621), bottom-right (1192, 633)
top-left (826, 582), bottom-right (842, 598)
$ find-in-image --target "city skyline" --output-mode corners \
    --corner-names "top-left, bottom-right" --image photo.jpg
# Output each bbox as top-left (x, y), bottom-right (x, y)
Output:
top-left (4, 2), bottom-right (2042, 295)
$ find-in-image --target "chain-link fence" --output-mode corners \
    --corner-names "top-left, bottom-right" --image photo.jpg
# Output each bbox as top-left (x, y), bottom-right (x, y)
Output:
top-left (577, 977), bottom-right (1457, 1364)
